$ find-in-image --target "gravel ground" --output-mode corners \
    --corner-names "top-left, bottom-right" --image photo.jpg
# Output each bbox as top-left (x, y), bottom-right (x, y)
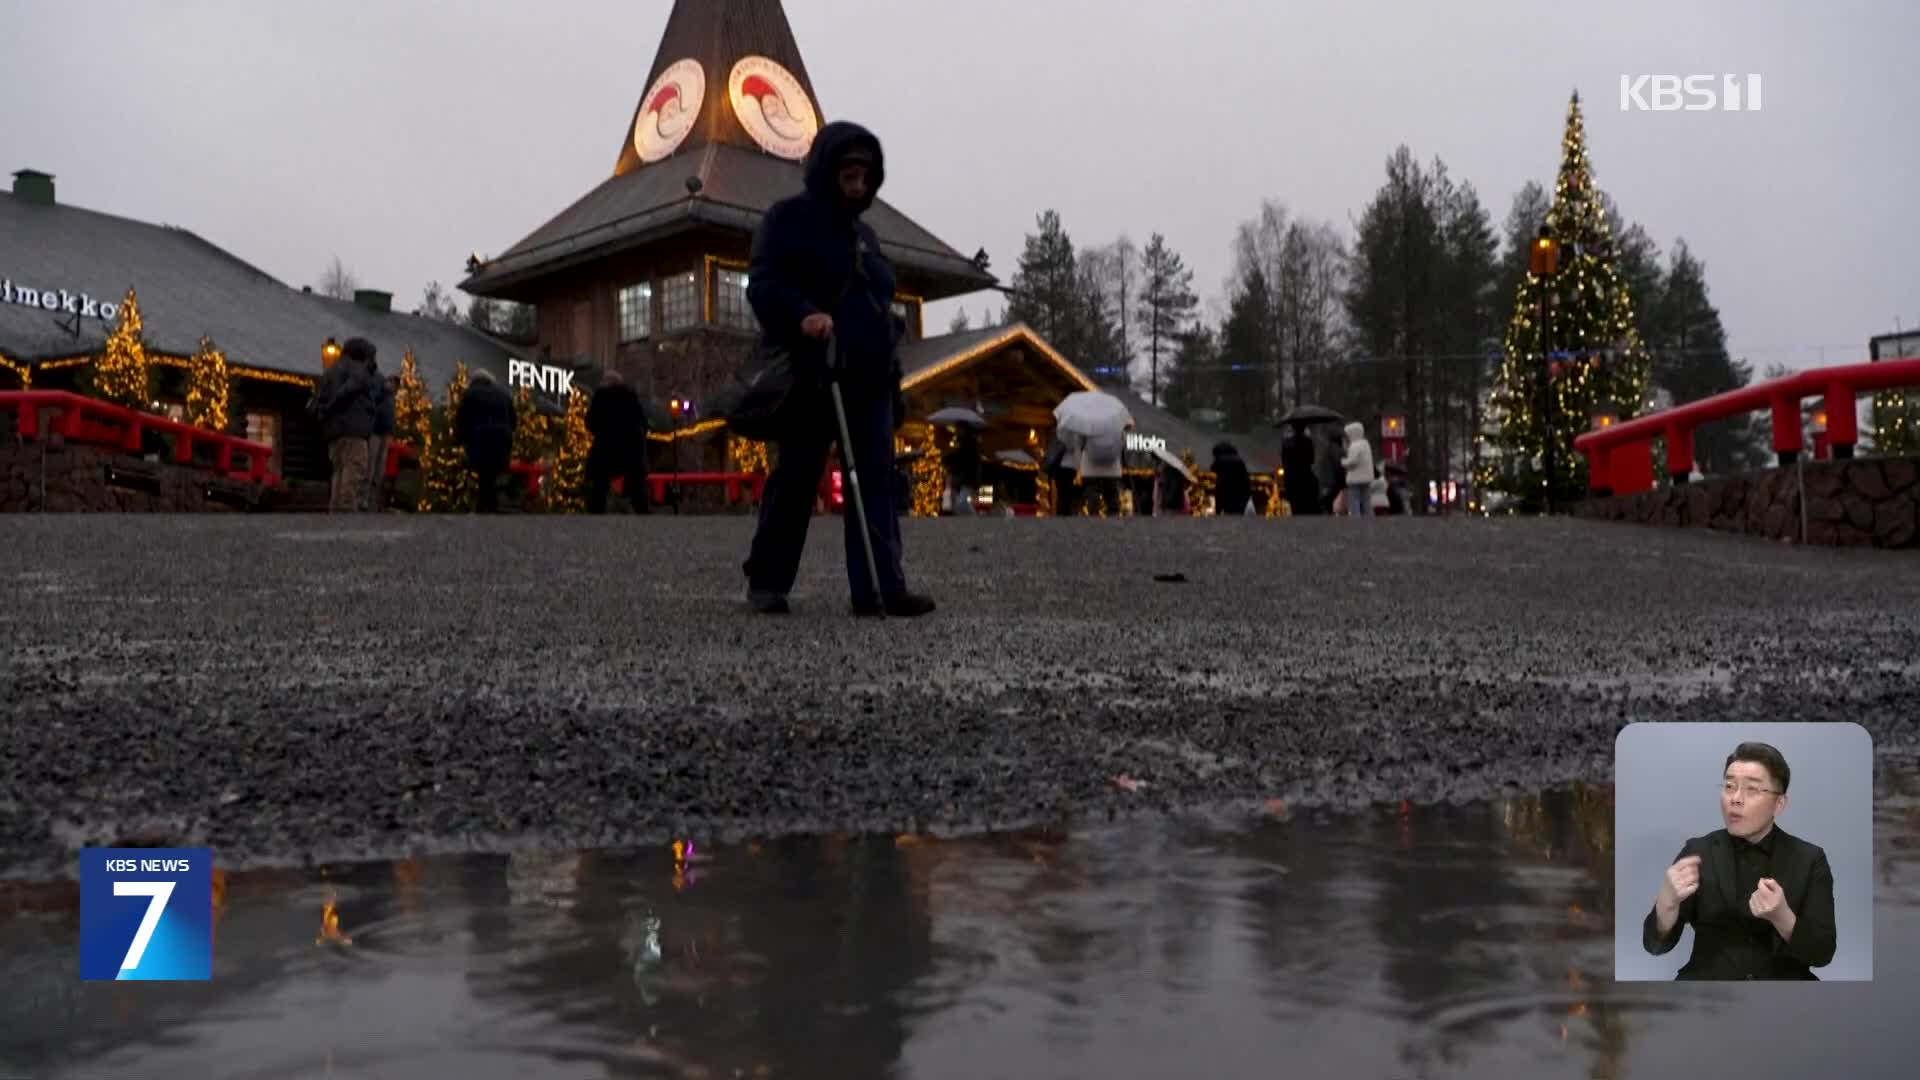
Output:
top-left (2, 513), bottom-right (1916, 879)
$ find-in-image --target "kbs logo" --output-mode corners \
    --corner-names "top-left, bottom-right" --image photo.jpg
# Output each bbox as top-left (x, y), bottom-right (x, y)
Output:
top-left (1620, 74), bottom-right (1762, 112)
top-left (79, 848), bottom-right (213, 981)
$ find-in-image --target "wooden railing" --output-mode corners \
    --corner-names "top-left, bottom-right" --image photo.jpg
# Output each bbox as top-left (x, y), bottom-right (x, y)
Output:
top-left (384, 441), bottom-right (764, 506)
top-left (1574, 359), bottom-right (1920, 495)
top-left (0, 390), bottom-right (277, 485)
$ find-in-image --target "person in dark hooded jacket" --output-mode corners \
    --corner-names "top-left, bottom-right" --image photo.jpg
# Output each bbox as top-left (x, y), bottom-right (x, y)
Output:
top-left (455, 370), bottom-right (516, 513)
top-left (738, 121), bottom-right (935, 618)
top-left (585, 370), bottom-right (651, 514)
top-left (1210, 442), bottom-right (1252, 516)
top-left (1281, 424), bottom-right (1320, 515)
top-left (313, 338), bottom-right (379, 513)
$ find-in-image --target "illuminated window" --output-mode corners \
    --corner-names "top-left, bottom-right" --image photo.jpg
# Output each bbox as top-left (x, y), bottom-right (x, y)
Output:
top-left (618, 282), bottom-right (653, 343)
top-left (717, 269), bottom-right (754, 330)
top-left (661, 271), bottom-right (699, 332)
top-left (160, 402), bottom-right (186, 423)
top-left (245, 411), bottom-right (278, 450)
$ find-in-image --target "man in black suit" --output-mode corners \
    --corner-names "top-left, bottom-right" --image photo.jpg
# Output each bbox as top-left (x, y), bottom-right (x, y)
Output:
top-left (1642, 741), bottom-right (1838, 980)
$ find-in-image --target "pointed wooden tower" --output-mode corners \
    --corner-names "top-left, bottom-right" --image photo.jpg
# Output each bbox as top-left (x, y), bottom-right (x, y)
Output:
top-left (461, 0), bottom-right (994, 423)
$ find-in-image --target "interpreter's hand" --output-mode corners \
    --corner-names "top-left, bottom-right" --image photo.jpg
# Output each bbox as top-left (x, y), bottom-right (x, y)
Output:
top-left (1749, 877), bottom-right (1791, 923)
top-left (801, 313), bottom-right (835, 339)
top-left (1658, 855), bottom-right (1703, 911)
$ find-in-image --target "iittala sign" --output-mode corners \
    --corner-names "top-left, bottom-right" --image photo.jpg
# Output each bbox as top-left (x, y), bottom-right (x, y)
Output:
top-left (1, 277), bottom-right (121, 321)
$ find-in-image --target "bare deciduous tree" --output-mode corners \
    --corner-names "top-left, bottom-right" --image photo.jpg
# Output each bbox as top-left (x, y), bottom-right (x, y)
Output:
top-left (316, 256), bottom-right (358, 300)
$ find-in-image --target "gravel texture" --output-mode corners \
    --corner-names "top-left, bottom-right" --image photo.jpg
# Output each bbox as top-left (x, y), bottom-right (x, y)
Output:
top-left (2, 513), bottom-right (1916, 879)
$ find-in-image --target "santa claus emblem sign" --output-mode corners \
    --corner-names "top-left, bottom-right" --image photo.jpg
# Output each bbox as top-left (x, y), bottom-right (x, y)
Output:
top-left (729, 56), bottom-right (819, 160)
top-left (634, 59), bottom-right (706, 163)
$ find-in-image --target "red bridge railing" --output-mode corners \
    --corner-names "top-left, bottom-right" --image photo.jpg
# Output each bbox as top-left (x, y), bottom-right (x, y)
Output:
top-left (1, 390), bottom-right (277, 486)
top-left (384, 441), bottom-right (764, 505)
top-left (1573, 358), bottom-right (1920, 496)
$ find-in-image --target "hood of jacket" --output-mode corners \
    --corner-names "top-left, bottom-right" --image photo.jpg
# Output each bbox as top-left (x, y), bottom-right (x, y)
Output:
top-left (1344, 421), bottom-right (1366, 443)
top-left (1211, 441), bottom-right (1241, 460)
top-left (804, 121), bottom-right (885, 216)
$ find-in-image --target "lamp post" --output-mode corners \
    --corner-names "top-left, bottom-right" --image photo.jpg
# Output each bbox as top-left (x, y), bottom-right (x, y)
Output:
top-left (668, 396), bottom-right (695, 513)
top-left (1529, 225), bottom-right (1561, 513)
top-left (1810, 407), bottom-right (1830, 461)
top-left (322, 337), bottom-right (342, 368)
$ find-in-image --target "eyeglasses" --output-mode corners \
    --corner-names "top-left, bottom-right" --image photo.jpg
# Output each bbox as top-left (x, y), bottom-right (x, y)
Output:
top-left (1721, 781), bottom-right (1778, 799)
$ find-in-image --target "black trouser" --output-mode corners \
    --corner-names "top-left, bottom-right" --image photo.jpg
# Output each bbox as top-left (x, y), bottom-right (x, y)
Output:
top-left (1050, 469), bottom-right (1079, 516)
top-left (1082, 477), bottom-right (1121, 516)
top-left (467, 434), bottom-right (509, 514)
top-left (744, 384), bottom-right (905, 605)
top-left (586, 453), bottom-right (649, 514)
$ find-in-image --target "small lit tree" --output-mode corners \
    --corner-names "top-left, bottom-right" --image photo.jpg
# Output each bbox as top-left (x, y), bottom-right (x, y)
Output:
top-left (90, 287), bottom-right (154, 410)
top-left (393, 350), bottom-right (432, 452)
top-left (548, 389), bottom-right (591, 512)
top-left (184, 336), bottom-right (230, 431)
top-left (421, 362), bottom-right (476, 512)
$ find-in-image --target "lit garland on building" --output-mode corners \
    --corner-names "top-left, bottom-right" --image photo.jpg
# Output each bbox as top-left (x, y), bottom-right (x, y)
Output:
top-left (549, 389), bottom-right (591, 513)
top-left (89, 287), bottom-right (153, 410)
top-left (185, 336), bottom-right (230, 432)
top-left (1477, 91), bottom-right (1653, 511)
top-left (422, 362), bottom-right (476, 512)
top-left (0, 352), bottom-right (29, 388)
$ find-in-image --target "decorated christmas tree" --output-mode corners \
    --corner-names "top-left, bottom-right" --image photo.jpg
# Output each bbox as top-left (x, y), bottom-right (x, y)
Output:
top-left (548, 389), bottom-right (591, 513)
top-left (421, 362), bottom-right (476, 512)
top-left (1477, 92), bottom-right (1653, 511)
top-left (393, 350), bottom-right (432, 453)
top-left (510, 385), bottom-right (554, 512)
top-left (184, 336), bottom-right (230, 431)
top-left (90, 287), bottom-right (153, 410)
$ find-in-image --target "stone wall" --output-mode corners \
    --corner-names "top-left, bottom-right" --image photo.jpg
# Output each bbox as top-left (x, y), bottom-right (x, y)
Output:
top-left (1577, 456), bottom-right (1919, 549)
top-left (1, 438), bottom-right (265, 512)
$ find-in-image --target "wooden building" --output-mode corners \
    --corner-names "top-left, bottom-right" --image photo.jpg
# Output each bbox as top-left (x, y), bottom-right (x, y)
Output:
top-left (458, 0), bottom-right (999, 434)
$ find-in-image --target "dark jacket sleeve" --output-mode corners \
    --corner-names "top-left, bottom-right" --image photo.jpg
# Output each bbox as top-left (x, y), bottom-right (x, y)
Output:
top-left (375, 384), bottom-right (395, 434)
top-left (747, 200), bottom-right (820, 339)
top-left (454, 393), bottom-right (473, 444)
top-left (1781, 849), bottom-right (1838, 968)
top-left (1642, 841), bottom-right (1700, 956)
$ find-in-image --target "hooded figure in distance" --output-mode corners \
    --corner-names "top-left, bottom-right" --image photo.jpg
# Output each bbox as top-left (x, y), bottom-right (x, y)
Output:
top-left (739, 121), bottom-right (935, 618)
top-left (1209, 441), bottom-right (1252, 517)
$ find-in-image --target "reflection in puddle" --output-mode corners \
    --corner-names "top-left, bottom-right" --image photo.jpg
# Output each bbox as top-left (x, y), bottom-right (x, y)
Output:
top-left (1, 773), bottom-right (1915, 1080)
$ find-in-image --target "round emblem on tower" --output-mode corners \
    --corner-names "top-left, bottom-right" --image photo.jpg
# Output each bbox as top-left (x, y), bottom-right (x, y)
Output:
top-left (728, 56), bottom-right (818, 160)
top-left (634, 59), bottom-right (706, 163)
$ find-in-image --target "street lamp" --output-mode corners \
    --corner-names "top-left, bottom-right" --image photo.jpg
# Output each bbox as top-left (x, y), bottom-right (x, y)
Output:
top-left (322, 337), bottom-right (342, 368)
top-left (1811, 408), bottom-right (1830, 460)
top-left (1590, 409), bottom-right (1618, 431)
top-left (1529, 225), bottom-right (1561, 513)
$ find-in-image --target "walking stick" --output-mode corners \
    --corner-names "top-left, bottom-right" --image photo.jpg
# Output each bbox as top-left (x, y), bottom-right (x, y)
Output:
top-left (826, 333), bottom-right (887, 616)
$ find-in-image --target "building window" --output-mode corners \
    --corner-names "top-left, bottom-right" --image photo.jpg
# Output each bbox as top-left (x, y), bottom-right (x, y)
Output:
top-left (717, 269), bottom-right (754, 330)
top-left (618, 282), bottom-right (653, 343)
top-left (662, 271), bottom-right (699, 333)
top-left (245, 411), bottom-right (277, 451)
top-left (891, 299), bottom-right (921, 341)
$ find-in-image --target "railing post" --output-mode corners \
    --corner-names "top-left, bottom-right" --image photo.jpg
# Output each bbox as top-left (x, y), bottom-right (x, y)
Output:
top-left (174, 430), bottom-right (194, 465)
top-left (216, 442), bottom-right (234, 475)
top-left (1665, 423), bottom-right (1695, 484)
top-left (1584, 443), bottom-right (1612, 496)
top-left (1770, 392), bottom-right (1803, 466)
top-left (122, 417), bottom-right (144, 454)
top-left (1824, 382), bottom-right (1857, 459)
top-left (16, 397), bottom-right (36, 439)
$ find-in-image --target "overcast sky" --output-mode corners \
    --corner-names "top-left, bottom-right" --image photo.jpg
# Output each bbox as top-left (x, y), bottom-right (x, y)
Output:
top-left (7, 0), bottom-right (1916, 371)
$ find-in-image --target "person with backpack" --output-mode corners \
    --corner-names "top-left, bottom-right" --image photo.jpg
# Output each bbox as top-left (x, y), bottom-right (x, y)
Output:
top-left (309, 338), bottom-right (379, 513)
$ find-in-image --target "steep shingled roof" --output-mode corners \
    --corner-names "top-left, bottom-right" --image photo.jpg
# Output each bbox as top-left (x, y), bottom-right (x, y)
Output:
top-left (461, 0), bottom-right (993, 301)
top-left (1, 190), bottom-right (524, 392)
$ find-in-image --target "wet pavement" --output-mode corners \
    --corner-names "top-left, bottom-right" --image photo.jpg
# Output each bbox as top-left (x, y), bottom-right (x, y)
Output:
top-left (2, 514), bottom-right (1919, 876)
top-left (4, 765), bottom-right (1918, 1080)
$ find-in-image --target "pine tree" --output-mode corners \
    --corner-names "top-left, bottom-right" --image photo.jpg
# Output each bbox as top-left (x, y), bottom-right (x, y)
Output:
top-left (91, 287), bottom-right (153, 410)
top-left (1007, 211), bottom-right (1080, 346)
top-left (511, 385), bottom-right (550, 464)
top-left (1139, 233), bottom-right (1198, 406)
top-left (1646, 241), bottom-right (1762, 474)
top-left (1478, 91), bottom-right (1653, 510)
top-left (422, 363), bottom-right (476, 512)
top-left (549, 390), bottom-right (591, 513)
top-left (1162, 325), bottom-right (1218, 419)
top-left (185, 336), bottom-right (230, 432)
top-left (1221, 264), bottom-right (1273, 432)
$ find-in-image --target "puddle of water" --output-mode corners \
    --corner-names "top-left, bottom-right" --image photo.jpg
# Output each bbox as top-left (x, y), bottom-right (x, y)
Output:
top-left (2, 776), bottom-right (1915, 1080)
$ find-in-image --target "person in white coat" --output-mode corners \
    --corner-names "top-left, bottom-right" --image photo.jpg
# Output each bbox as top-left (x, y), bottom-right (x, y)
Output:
top-left (1340, 421), bottom-right (1375, 519)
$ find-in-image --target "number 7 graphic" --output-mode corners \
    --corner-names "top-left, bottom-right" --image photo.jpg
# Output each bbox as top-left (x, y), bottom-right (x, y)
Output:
top-left (115, 881), bottom-right (176, 972)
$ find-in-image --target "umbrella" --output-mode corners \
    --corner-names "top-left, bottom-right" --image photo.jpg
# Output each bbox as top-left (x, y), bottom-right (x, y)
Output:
top-left (994, 449), bottom-right (1035, 465)
top-left (928, 406), bottom-right (987, 428)
top-left (1148, 444), bottom-right (1195, 482)
top-left (1276, 405), bottom-right (1345, 428)
top-left (1053, 391), bottom-right (1133, 437)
